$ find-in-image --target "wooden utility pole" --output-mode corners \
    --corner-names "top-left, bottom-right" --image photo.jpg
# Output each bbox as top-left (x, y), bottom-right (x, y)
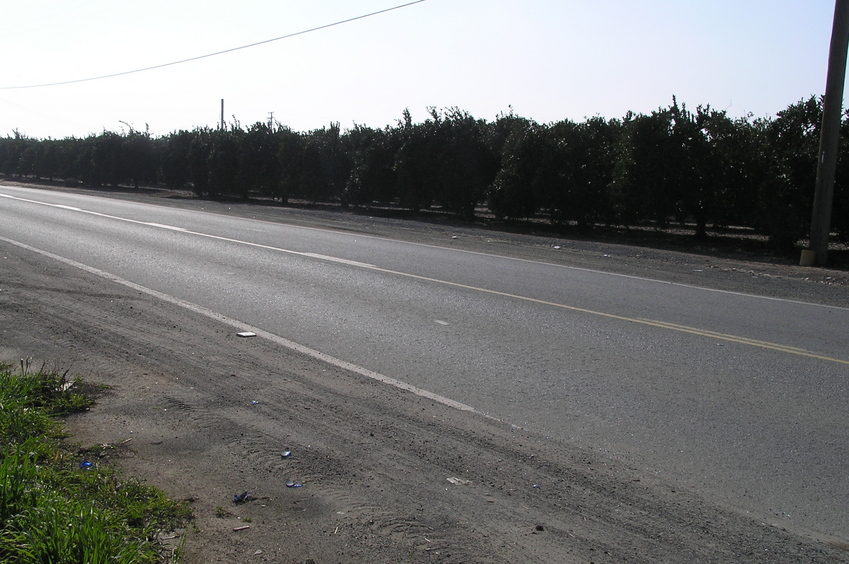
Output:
top-left (802, 0), bottom-right (849, 266)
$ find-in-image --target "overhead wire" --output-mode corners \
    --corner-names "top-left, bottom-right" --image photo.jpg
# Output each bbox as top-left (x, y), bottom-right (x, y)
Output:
top-left (0, 0), bottom-right (428, 90)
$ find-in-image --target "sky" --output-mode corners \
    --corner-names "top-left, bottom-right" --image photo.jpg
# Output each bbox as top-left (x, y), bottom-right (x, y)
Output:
top-left (0, 0), bottom-right (842, 139)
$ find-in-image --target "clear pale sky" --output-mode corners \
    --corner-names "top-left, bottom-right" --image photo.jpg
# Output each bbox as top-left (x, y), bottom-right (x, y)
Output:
top-left (0, 0), bottom-right (842, 139)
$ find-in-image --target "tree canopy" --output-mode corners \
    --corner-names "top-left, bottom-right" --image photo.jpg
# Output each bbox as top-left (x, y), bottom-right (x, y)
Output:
top-left (1, 96), bottom-right (845, 248)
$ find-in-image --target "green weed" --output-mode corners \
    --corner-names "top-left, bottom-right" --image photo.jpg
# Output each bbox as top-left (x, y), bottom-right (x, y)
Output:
top-left (0, 364), bottom-right (191, 562)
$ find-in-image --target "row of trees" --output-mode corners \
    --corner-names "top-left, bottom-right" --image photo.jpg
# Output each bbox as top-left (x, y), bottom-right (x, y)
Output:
top-left (1, 97), bottom-right (846, 248)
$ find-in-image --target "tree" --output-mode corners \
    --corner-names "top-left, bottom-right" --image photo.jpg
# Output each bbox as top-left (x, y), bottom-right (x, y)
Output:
top-left (433, 108), bottom-right (498, 218)
top-left (120, 124), bottom-right (156, 189)
top-left (486, 112), bottom-right (538, 220)
top-left (33, 139), bottom-right (59, 181)
top-left (700, 111), bottom-right (765, 231)
top-left (344, 124), bottom-right (399, 206)
top-left (529, 120), bottom-right (577, 223)
top-left (610, 100), bottom-right (707, 232)
top-left (393, 109), bottom-right (441, 212)
top-left (609, 110), bottom-right (672, 227)
top-left (756, 96), bottom-right (821, 249)
top-left (297, 123), bottom-right (350, 203)
top-left (0, 131), bottom-right (32, 177)
top-left (538, 117), bottom-right (620, 228)
top-left (207, 128), bottom-right (241, 197)
top-left (161, 130), bottom-right (193, 189)
top-left (90, 131), bottom-right (124, 187)
top-left (275, 126), bottom-right (303, 203)
top-left (187, 128), bottom-right (214, 196)
top-left (239, 122), bottom-right (281, 198)
top-left (668, 103), bottom-right (714, 238)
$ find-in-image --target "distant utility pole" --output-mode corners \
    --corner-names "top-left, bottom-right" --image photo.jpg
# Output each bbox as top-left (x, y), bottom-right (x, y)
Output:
top-left (220, 99), bottom-right (225, 130)
top-left (802, 0), bottom-right (849, 266)
top-left (268, 111), bottom-right (274, 128)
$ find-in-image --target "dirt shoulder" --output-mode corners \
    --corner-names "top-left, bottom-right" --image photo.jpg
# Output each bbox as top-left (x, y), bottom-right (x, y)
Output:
top-left (1, 184), bottom-right (848, 563)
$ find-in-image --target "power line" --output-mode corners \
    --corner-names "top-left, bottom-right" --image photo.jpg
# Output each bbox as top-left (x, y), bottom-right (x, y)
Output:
top-left (0, 0), bottom-right (428, 90)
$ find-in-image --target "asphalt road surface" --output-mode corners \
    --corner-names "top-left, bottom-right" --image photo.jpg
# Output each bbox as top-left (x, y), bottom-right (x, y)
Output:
top-left (2, 184), bottom-right (847, 542)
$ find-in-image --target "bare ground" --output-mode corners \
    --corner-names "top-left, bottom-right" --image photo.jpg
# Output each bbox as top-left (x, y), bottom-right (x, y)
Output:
top-left (2, 183), bottom-right (849, 563)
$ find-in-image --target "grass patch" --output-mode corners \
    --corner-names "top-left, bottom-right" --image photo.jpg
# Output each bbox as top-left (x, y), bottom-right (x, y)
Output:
top-left (0, 363), bottom-right (192, 563)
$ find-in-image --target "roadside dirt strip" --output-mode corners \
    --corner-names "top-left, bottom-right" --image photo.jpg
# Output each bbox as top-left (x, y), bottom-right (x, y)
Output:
top-left (1, 237), bottom-right (847, 563)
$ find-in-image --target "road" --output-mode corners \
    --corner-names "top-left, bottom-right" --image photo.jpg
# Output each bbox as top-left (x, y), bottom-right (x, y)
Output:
top-left (2, 184), bottom-right (848, 543)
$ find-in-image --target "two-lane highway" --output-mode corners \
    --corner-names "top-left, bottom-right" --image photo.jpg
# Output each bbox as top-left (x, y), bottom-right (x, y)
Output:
top-left (1, 185), bottom-right (847, 540)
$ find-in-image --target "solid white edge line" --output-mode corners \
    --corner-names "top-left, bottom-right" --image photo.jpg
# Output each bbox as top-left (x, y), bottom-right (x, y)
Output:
top-left (0, 235), bottom-right (479, 415)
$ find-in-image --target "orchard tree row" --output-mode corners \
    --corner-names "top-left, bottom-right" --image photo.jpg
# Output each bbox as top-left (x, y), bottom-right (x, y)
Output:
top-left (1, 96), bottom-right (847, 248)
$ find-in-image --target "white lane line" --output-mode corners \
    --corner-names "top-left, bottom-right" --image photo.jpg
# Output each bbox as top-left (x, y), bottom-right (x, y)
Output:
top-left (0, 235), bottom-right (479, 415)
top-left (143, 222), bottom-right (188, 232)
top-left (0, 193), bottom-right (353, 266)
top-left (300, 252), bottom-right (375, 268)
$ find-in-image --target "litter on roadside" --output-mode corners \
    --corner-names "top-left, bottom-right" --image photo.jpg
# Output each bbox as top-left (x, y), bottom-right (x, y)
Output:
top-left (446, 477), bottom-right (470, 485)
top-left (236, 332), bottom-right (257, 338)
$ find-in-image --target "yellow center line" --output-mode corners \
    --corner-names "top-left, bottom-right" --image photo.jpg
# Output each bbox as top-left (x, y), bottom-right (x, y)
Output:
top-left (361, 264), bottom-right (849, 367)
top-left (641, 319), bottom-right (810, 352)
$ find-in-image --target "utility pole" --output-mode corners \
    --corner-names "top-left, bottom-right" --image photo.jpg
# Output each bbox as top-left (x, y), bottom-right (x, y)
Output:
top-left (802, 0), bottom-right (849, 266)
top-left (268, 111), bottom-right (274, 128)
top-left (220, 99), bottom-right (225, 130)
